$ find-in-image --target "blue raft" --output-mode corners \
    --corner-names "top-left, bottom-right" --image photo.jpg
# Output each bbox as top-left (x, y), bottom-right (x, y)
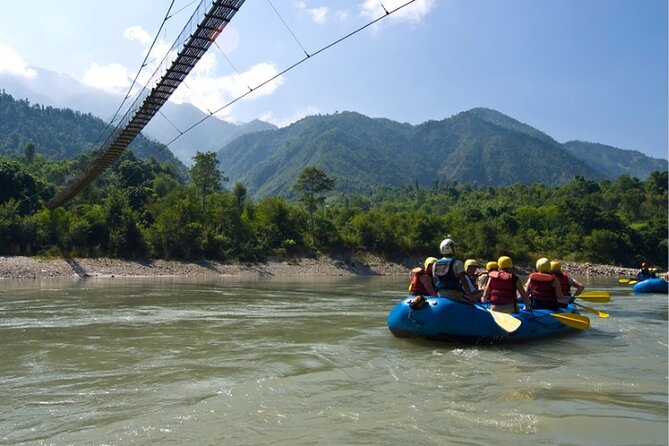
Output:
top-left (633, 278), bottom-right (668, 294)
top-left (387, 297), bottom-right (583, 344)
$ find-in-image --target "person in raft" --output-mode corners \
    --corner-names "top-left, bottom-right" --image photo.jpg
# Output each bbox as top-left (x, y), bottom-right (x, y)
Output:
top-left (550, 260), bottom-right (584, 306)
top-left (477, 261), bottom-right (498, 290)
top-left (525, 258), bottom-right (564, 311)
top-left (433, 239), bottom-right (482, 303)
top-left (482, 255), bottom-right (530, 313)
top-left (464, 259), bottom-right (481, 294)
top-left (636, 262), bottom-right (652, 282)
top-left (408, 257), bottom-right (437, 296)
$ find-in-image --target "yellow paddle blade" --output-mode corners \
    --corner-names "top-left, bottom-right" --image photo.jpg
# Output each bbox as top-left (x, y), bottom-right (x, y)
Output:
top-left (580, 290), bottom-right (610, 298)
top-left (576, 291), bottom-right (610, 303)
top-left (628, 280), bottom-right (638, 285)
top-left (574, 302), bottom-right (609, 318)
top-left (551, 312), bottom-right (590, 330)
top-left (578, 295), bottom-right (609, 303)
top-left (618, 278), bottom-right (630, 284)
top-left (486, 309), bottom-right (522, 333)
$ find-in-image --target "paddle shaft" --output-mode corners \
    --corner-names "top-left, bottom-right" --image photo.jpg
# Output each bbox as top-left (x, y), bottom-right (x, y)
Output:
top-left (574, 302), bottom-right (609, 318)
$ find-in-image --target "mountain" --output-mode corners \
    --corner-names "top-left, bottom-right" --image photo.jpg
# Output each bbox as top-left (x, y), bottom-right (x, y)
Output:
top-left (561, 141), bottom-right (667, 179)
top-left (412, 111), bottom-right (602, 186)
top-left (2, 66), bottom-right (666, 197)
top-left (1, 69), bottom-right (120, 120)
top-left (466, 107), bottom-right (668, 179)
top-left (217, 109), bottom-right (667, 198)
top-left (0, 91), bottom-right (186, 175)
top-left (466, 107), bottom-right (559, 145)
top-left (1, 70), bottom-right (276, 166)
top-left (217, 112), bottom-right (416, 196)
top-left (142, 102), bottom-right (276, 166)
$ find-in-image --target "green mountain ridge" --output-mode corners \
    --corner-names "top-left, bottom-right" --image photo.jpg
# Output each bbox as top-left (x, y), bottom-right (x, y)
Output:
top-left (1, 88), bottom-right (665, 198)
top-left (562, 140), bottom-right (667, 178)
top-left (218, 108), bottom-right (666, 198)
top-left (0, 91), bottom-right (187, 176)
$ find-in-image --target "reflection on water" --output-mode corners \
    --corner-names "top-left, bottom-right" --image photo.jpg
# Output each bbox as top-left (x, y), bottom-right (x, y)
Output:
top-left (0, 276), bottom-right (667, 446)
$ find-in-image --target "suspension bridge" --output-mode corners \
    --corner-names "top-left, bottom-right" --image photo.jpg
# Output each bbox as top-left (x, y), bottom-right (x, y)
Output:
top-left (46, 0), bottom-right (245, 209)
top-left (44, 0), bottom-right (416, 209)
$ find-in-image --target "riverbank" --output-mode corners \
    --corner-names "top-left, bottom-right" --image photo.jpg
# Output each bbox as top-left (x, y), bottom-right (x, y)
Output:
top-left (0, 255), bottom-right (639, 280)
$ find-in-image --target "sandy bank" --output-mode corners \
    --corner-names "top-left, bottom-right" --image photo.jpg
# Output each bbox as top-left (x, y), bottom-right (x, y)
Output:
top-left (0, 255), bottom-right (639, 281)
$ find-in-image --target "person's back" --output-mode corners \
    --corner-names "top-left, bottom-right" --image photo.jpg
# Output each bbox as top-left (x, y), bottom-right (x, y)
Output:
top-left (433, 238), bottom-right (479, 303)
top-left (527, 258), bottom-right (562, 310)
top-left (434, 257), bottom-right (464, 298)
top-left (409, 257), bottom-right (437, 296)
top-left (550, 260), bottom-right (584, 303)
top-left (483, 256), bottom-right (530, 313)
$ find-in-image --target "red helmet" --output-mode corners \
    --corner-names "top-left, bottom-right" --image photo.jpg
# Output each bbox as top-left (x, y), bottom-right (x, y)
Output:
top-left (641, 262), bottom-right (648, 267)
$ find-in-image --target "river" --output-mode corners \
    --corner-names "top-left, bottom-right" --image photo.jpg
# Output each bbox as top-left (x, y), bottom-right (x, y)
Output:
top-left (0, 276), bottom-right (667, 445)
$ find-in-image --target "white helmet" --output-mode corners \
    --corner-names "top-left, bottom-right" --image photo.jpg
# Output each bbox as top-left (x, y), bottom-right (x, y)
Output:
top-left (439, 238), bottom-right (455, 255)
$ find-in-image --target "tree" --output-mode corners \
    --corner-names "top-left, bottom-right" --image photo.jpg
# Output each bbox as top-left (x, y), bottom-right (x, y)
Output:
top-left (0, 159), bottom-right (41, 214)
top-left (292, 167), bottom-right (335, 246)
top-left (23, 142), bottom-right (36, 165)
top-left (190, 151), bottom-right (225, 210)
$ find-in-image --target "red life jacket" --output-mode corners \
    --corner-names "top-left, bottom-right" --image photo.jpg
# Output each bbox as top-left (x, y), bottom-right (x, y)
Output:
top-left (553, 271), bottom-right (571, 295)
top-left (487, 270), bottom-right (517, 305)
top-left (528, 272), bottom-right (557, 302)
top-left (409, 268), bottom-right (433, 296)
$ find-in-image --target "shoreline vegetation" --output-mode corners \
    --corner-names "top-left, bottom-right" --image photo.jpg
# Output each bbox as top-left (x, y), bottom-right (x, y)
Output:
top-left (0, 255), bottom-right (639, 281)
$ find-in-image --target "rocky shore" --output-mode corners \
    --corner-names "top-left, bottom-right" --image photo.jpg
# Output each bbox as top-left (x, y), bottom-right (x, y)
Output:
top-left (0, 255), bottom-right (638, 281)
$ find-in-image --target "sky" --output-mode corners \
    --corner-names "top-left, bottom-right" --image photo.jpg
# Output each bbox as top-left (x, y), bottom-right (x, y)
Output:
top-left (0, 0), bottom-right (667, 159)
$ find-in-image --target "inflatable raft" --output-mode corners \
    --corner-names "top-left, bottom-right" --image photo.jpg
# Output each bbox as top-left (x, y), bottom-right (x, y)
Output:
top-left (387, 297), bottom-right (587, 344)
top-left (632, 278), bottom-right (668, 294)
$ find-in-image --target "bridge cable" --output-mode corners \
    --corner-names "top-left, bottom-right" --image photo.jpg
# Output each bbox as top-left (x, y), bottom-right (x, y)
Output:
top-left (266, 0), bottom-right (309, 57)
top-left (46, 0), bottom-right (246, 208)
top-left (93, 0), bottom-right (177, 152)
top-left (165, 0), bottom-right (417, 146)
top-left (16, 0), bottom-right (415, 209)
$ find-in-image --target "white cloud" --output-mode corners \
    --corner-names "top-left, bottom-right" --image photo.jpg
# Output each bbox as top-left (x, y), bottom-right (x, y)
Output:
top-left (0, 43), bottom-right (37, 79)
top-left (123, 26), bottom-right (152, 46)
top-left (260, 106), bottom-right (320, 128)
top-left (193, 52), bottom-right (217, 77)
top-left (215, 26), bottom-right (240, 53)
top-left (170, 62), bottom-right (283, 119)
top-left (82, 24), bottom-right (280, 120)
top-left (336, 10), bottom-right (350, 21)
top-left (309, 7), bottom-right (328, 24)
top-left (360, 0), bottom-right (434, 23)
top-left (295, 2), bottom-right (349, 24)
top-left (82, 62), bottom-right (131, 94)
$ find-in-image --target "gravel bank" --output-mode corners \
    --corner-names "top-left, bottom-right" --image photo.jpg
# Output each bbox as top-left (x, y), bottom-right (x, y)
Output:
top-left (0, 255), bottom-right (639, 281)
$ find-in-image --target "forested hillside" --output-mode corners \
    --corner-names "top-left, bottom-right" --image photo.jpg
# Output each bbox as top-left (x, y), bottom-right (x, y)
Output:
top-left (1, 150), bottom-right (666, 269)
top-left (218, 109), bottom-right (667, 198)
top-left (562, 141), bottom-right (667, 178)
top-left (0, 91), bottom-right (186, 177)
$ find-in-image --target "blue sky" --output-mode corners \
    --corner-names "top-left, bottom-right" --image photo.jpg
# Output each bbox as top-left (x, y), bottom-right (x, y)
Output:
top-left (0, 0), bottom-right (666, 159)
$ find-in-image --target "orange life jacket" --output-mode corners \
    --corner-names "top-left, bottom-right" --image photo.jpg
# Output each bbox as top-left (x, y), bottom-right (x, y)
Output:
top-left (552, 271), bottom-right (571, 295)
top-left (528, 272), bottom-right (558, 302)
top-left (487, 270), bottom-right (517, 305)
top-left (409, 268), bottom-right (433, 296)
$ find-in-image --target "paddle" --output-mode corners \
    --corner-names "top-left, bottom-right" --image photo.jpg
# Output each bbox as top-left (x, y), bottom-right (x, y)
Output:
top-left (574, 291), bottom-right (610, 303)
top-left (574, 302), bottom-right (609, 318)
top-left (485, 308), bottom-right (522, 333)
top-left (550, 312), bottom-right (590, 330)
top-left (628, 280), bottom-right (638, 285)
top-left (579, 290), bottom-right (610, 298)
top-left (618, 278), bottom-right (630, 284)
